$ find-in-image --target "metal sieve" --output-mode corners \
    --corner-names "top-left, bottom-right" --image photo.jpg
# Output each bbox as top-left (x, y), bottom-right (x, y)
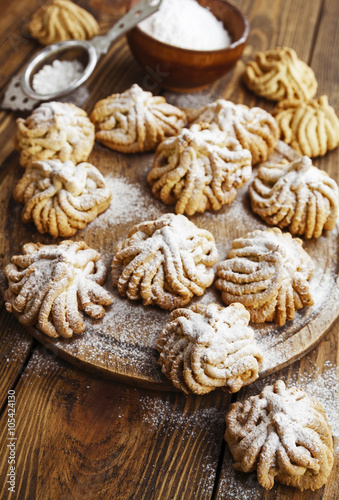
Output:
top-left (1, 0), bottom-right (162, 111)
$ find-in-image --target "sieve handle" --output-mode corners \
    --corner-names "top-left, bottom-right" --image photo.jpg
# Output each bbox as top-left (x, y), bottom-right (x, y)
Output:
top-left (90, 0), bottom-right (162, 56)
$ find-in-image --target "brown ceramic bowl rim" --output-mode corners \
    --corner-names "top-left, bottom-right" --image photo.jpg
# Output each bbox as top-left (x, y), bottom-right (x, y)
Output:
top-left (131, 0), bottom-right (250, 55)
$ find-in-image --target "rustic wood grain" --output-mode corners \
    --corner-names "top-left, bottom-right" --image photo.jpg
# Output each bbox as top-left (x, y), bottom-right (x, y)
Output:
top-left (0, 0), bottom-right (338, 498)
top-left (0, 305), bottom-right (33, 410)
top-left (0, 345), bottom-right (230, 499)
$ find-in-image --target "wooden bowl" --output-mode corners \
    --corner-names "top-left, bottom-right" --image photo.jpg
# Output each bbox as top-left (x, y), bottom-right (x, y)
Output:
top-left (126, 0), bottom-right (249, 92)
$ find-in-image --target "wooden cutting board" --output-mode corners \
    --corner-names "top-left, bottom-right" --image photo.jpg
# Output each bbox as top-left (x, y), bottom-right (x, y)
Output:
top-left (0, 140), bottom-right (338, 390)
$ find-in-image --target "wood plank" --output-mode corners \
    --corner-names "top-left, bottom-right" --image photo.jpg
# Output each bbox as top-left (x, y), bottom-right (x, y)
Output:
top-left (309, 0), bottom-right (339, 104)
top-left (0, 346), bottom-right (230, 499)
top-left (0, 0), bottom-right (338, 498)
top-left (0, 305), bottom-right (33, 411)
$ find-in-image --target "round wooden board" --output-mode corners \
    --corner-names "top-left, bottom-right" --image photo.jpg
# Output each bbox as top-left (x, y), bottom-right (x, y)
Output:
top-left (0, 140), bottom-right (338, 390)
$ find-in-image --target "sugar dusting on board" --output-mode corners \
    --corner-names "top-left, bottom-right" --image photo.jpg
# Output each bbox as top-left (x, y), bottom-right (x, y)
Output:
top-left (47, 170), bottom-right (338, 386)
top-left (89, 175), bottom-right (168, 229)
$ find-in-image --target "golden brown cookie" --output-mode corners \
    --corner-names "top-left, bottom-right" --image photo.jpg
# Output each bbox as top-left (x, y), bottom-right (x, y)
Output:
top-left (4, 241), bottom-right (112, 338)
top-left (225, 380), bottom-right (334, 491)
top-left (147, 128), bottom-right (252, 216)
top-left (111, 213), bottom-right (218, 310)
top-left (244, 47), bottom-right (317, 101)
top-left (157, 303), bottom-right (263, 394)
top-left (16, 101), bottom-right (95, 168)
top-left (189, 99), bottom-right (279, 164)
top-left (27, 0), bottom-right (99, 45)
top-left (90, 84), bottom-right (186, 153)
top-left (13, 159), bottom-right (112, 238)
top-left (249, 156), bottom-right (339, 238)
top-left (273, 96), bottom-right (339, 157)
top-left (215, 228), bottom-right (315, 326)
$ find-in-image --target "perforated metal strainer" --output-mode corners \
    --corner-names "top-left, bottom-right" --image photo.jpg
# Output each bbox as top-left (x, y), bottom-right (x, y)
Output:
top-left (1, 0), bottom-right (162, 111)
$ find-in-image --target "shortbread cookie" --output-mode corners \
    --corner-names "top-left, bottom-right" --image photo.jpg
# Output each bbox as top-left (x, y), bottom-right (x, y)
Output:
top-left (273, 96), bottom-right (339, 157)
top-left (147, 128), bottom-right (251, 216)
top-left (111, 213), bottom-right (218, 310)
top-left (4, 241), bottom-right (113, 338)
top-left (225, 380), bottom-right (334, 491)
top-left (215, 228), bottom-right (314, 325)
top-left (13, 159), bottom-right (112, 238)
top-left (90, 84), bottom-right (186, 153)
top-left (189, 99), bottom-right (279, 164)
top-left (249, 156), bottom-right (339, 238)
top-left (244, 47), bottom-right (317, 101)
top-left (16, 101), bottom-right (95, 168)
top-left (27, 0), bottom-right (99, 46)
top-left (157, 303), bottom-right (263, 394)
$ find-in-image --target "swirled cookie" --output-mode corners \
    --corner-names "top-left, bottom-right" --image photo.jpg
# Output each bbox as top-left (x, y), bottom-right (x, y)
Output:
top-left (16, 101), bottom-right (95, 168)
top-left (147, 128), bottom-right (252, 216)
top-left (273, 96), bottom-right (339, 157)
top-left (27, 0), bottom-right (99, 45)
top-left (90, 84), bottom-right (186, 153)
top-left (225, 380), bottom-right (334, 491)
top-left (215, 228), bottom-right (315, 325)
top-left (189, 99), bottom-right (279, 164)
top-left (4, 241), bottom-right (113, 338)
top-left (244, 47), bottom-right (317, 101)
top-left (13, 159), bottom-right (112, 238)
top-left (157, 303), bottom-right (263, 395)
top-left (249, 156), bottom-right (339, 238)
top-left (111, 213), bottom-right (218, 310)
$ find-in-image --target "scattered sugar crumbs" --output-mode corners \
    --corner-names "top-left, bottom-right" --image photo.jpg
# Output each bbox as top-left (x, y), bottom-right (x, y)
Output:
top-left (2, 333), bottom-right (32, 365)
top-left (140, 395), bottom-right (224, 434)
top-left (289, 361), bottom-right (339, 451)
top-left (138, 395), bottom-right (228, 497)
top-left (89, 175), bottom-right (168, 230)
top-left (21, 344), bottom-right (61, 379)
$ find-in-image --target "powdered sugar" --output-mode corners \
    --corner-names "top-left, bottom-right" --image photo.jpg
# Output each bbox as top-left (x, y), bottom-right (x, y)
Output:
top-left (88, 175), bottom-right (168, 229)
top-left (139, 0), bottom-right (231, 51)
top-left (140, 394), bottom-right (224, 435)
top-left (289, 362), bottom-right (339, 448)
top-left (32, 59), bottom-right (84, 95)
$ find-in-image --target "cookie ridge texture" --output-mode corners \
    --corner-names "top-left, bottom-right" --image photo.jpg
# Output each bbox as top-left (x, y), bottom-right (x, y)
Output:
top-left (157, 302), bottom-right (263, 394)
top-left (243, 47), bottom-right (317, 101)
top-left (16, 101), bottom-right (95, 168)
top-left (111, 213), bottom-right (218, 310)
top-left (27, 0), bottom-right (99, 45)
top-left (249, 156), bottom-right (339, 238)
top-left (13, 159), bottom-right (112, 238)
top-left (215, 228), bottom-right (315, 325)
top-left (273, 95), bottom-right (339, 157)
top-left (189, 99), bottom-right (279, 164)
top-left (90, 83), bottom-right (186, 153)
top-left (225, 380), bottom-right (334, 491)
top-left (147, 127), bottom-right (252, 216)
top-left (4, 241), bottom-right (113, 338)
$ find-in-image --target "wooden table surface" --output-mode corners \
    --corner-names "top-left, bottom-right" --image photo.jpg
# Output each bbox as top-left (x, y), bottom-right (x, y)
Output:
top-left (0, 0), bottom-right (338, 499)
